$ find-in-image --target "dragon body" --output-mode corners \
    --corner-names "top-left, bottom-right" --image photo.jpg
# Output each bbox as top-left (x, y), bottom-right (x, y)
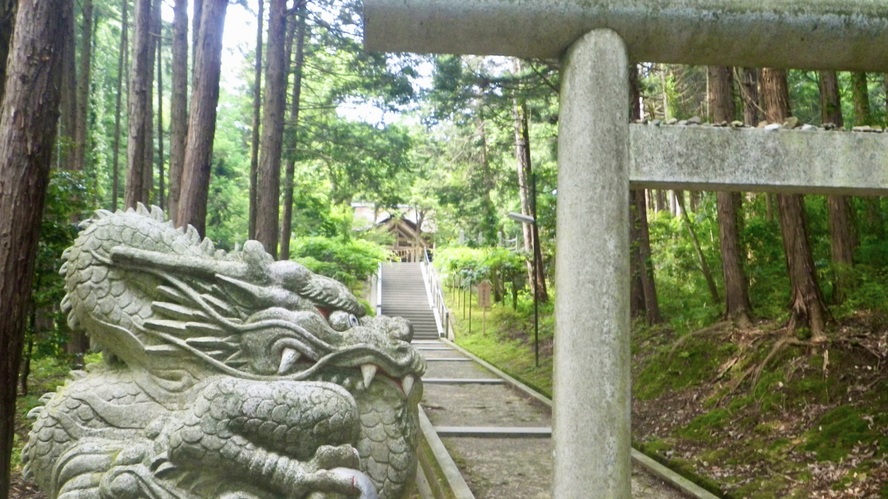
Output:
top-left (23, 205), bottom-right (425, 499)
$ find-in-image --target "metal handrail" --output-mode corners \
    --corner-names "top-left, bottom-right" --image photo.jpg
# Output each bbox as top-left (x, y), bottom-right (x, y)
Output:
top-left (375, 262), bottom-right (383, 317)
top-left (422, 249), bottom-right (451, 339)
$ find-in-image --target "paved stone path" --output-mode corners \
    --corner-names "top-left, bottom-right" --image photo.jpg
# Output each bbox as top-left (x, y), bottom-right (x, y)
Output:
top-left (379, 262), bottom-right (702, 497)
top-left (415, 339), bottom-right (689, 498)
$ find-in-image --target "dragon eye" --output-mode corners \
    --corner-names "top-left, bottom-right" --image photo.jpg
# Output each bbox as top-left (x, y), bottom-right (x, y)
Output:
top-left (329, 310), bottom-right (359, 331)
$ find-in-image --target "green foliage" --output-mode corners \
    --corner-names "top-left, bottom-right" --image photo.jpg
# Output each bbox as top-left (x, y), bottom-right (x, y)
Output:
top-left (435, 246), bottom-right (523, 284)
top-left (434, 245), bottom-right (526, 308)
top-left (647, 202), bottom-right (724, 331)
top-left (290, 236), bottom-right (393, 288)
top-left (27, 170), bottom-right (92, 359)
top-left (304, 118), bottom-right (414, 207)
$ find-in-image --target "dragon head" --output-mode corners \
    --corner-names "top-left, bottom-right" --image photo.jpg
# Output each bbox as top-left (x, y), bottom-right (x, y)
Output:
top-left (105, 240), bottom-right (425, 400)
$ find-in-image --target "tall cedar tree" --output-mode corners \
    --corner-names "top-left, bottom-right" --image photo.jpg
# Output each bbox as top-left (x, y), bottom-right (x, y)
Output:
top-left (59, 8), bottom-right (77, 170)
top-left (111, 0), bottom-right (128, 211)
top-left (140, 0), bottom-right (160, 204)
top-left (0, 0), bottom-right (69, 493)
top-left (192, 0), bottom-right (202, 74)
top-left (628, 64), bottom-right (660, 323)
top-left (74, 0), bottom-right (94, 173)
top-left (156, 10), bottom-right (165, 208)
top-left (850, 72), bottom-right (872, 125)
top-left (761, 68), bottom-right (828, 341)
top-left (513, 97), bottom-right (548, 302)
top-left (476, 102), bottom-right (498, 246)
top-left (167, 0), bottom-right (188, 219)
top-left (124, 0), bottom-right (156, 208)
top-left (176, 0), bottom-right (228, 235)
top-left (819, 71), bottom-right (856, 303)
top-left (0, 0), bottom-right (13, 102)
top-left (255, 0), bottom-right (290, 257)
top-left (708, 66), bottom-right (752, 325)
top-left (280, 1), bottom-right (309, 260)
top-left (248, 0), bottom-right (264, 238)
top-left (511, 61), bottom-right (548, 302)
top-left (737, 67), bottom-right (760, 126)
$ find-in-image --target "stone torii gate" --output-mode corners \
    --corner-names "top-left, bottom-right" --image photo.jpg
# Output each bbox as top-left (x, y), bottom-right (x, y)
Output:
top-left (363, 1), bottom-right (888, 496)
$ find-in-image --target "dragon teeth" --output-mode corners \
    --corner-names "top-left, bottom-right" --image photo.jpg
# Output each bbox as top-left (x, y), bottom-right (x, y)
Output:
top-left (278, 348), bottom-right (301, 375)
top-left (361, 364), bottom-right (377, 388)
top-left (402, 375), bottom-right (415, 396)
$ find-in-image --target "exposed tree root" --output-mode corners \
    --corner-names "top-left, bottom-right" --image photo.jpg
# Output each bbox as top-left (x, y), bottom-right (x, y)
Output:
top-left (719, 336), bottom-right (819, 405)
top-left (748, 337), bottom-right (811, 390)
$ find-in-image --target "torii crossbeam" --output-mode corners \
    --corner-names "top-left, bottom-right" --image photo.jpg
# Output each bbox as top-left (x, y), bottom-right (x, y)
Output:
top-left (363, 1), bottom-right (888, 496)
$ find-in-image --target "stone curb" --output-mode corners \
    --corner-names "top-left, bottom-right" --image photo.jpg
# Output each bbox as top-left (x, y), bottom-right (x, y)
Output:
top-left (631, 449), bottom-right (721, 499)
top-left (416, 406), bottom-right (476, 498)
top-left (441, 338), bottom-right (722, 499)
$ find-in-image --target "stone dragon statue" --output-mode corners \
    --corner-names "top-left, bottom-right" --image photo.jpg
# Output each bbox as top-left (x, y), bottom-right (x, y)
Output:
top-left (23, 205), bottom-right (426, 499)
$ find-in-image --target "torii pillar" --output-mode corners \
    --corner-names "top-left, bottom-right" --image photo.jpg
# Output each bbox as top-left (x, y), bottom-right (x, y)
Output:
top-left (363, 1), bottom-right (888, 496)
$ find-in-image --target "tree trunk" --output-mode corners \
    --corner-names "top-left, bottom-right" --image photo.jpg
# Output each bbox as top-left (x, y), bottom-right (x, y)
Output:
top-left (738, 67), bottom-right (760, 125)
top-left (124, 0), bottom-right (155, 208)
top-left (718, 192), bottom-right (752, 323)
top-left (0, 0), bottom-right (68, 493)
top-left (884, 74), bottom-right (888, 122)
top-left (0, 0), bottom-right (13, 104)
top-left (629, 63), bottom-right (645, 319)
top-left (176, 0), bottom-right (228, 235)
top-left (140, 0), bottom-right (160, 205)
top-left (255, 0), bottom-right (289, 257)
top-left (249, 0), bottom-right (264, 239)
top-left (629, 190), bottom-right (647, 318)
top-left (156, 12), bottom-right (165, 209)
top-left (477, 110), bottom-right (497, 246)
top-left (280, 2), bottom-right (308, 261)
top-left (762, 67), bottom-right (828, 341)
top-left (74, 0), bottom-right (94, 173)
top-left (818, 71), bottom-right (843, 128)
top-left (761, 68), bottom-right (791, 124)
top-left (513, 96), bottom-right (534, 292)
top-left (635, 190), bottom-right (661, 324)
top-left (167, 0), bottom-right (187, 219)
top-left (709, 65), bottom-right (752, 325)
top-left (819, 70), bottom-right (857, 304)
top-left (192, 0), bottom-right (202, 76)
top-left (111, 0), bottom-right (128, 211)
top-left (777, 194), bottom-right (828, 340)
top-left (529, 178), bottom-right (548, 303)
top-left (850, 72), bottom-right (872, 126)
top-left (655, 190), bottom-right (667, 212)
top-left (630, 63), bottom-right (659, 322)
top-left (61, 0), bottom-right (91, 357)
top-left (58, 7), bottom-right (77, 170)
top-left (512, 74), bottom-right (549, 302)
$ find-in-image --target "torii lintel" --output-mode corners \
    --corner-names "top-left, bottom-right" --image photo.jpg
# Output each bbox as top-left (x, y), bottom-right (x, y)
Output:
top-left (364, 0), bottom-right (888, 72)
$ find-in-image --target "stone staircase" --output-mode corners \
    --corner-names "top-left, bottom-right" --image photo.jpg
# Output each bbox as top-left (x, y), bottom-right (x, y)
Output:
top-left (380, 262), bottom-right (439, 341)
